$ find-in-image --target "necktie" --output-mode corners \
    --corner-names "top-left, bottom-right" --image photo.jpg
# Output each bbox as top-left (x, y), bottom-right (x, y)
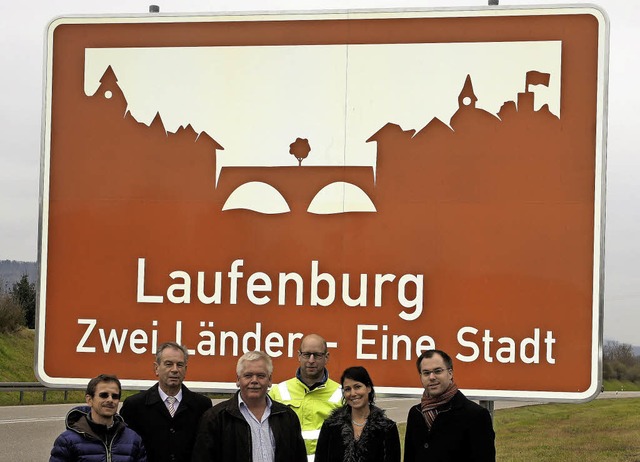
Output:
top-left (166, 396), bottom-right (176, 417)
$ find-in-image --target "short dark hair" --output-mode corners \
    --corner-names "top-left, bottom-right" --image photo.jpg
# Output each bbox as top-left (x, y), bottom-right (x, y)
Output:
top-left (415, 349), bottom-right (453, 374)
top-left (340, 366), bottom-right (376, 405)
top-left (85, 374), bottom-right (121, 397)
top-left (155, 342), bottom-right (189, 364)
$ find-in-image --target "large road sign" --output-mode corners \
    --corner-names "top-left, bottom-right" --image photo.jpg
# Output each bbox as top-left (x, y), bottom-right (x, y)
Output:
top-left (38, 5), bottom-right (608, 400)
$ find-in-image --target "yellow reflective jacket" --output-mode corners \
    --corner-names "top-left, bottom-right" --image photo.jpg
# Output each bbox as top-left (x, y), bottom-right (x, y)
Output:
top-left (269, 376), bottom-right (342, 460)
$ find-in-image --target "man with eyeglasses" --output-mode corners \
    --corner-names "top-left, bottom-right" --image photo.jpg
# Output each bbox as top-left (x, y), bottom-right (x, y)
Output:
top-left (404, 349), bottom-right (495, 461)
top-left (120, 342), bottom-right (212, 462)
top-left (269, 334), bottom-right (342, 461)
top-left (192, 350), bottom-right (306, 462)
top-left (50, 374), bottom-right (147, 461)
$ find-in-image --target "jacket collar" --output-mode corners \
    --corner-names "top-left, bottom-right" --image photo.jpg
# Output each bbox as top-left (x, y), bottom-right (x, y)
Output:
top-left (295, 368), bottom-right (329, 390)
top-left (65, 405), bottom-right (124, 439)
top-left (436, 389), bottom-right (465, 413)
top-left (323, 405), bottom-right (391, 462)
top-left (148, 382), bottom-right (190, 406)
top-left (324, 404), bottom-right (389, 430)
top-left (225, 391), bottom-right (287, 419)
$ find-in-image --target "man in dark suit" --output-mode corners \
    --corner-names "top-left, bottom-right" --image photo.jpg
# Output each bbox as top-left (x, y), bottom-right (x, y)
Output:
top-left (403, 349), bottom-right (495, 462)
top-left (120, 342), bottom-right (212, 462)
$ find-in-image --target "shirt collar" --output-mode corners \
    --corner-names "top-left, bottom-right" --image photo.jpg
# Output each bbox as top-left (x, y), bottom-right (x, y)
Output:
top-left (238, 391), bottom-right (272, 409)
top-left (158, 385), bottom-right (183, 404)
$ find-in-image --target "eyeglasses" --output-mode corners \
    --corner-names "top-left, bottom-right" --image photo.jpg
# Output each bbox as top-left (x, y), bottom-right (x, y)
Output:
top-left (420, 368), bottom-right (451, 377)
top-left (97, 392), bottom-right (121, 400)
top-left (299, 351), bottom-right (327, 360)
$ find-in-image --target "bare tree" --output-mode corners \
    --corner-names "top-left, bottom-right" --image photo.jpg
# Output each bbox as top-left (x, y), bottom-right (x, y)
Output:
top-left (603, 340), bottom-right (640, 382)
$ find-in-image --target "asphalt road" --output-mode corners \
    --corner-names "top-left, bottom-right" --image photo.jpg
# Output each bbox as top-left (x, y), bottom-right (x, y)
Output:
top-left (1, 392), bottom-right (638, 461)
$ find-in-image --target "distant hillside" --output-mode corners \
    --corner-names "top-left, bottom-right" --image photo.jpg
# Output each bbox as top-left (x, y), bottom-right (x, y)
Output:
top-left (0, 260), bottom-right (37, 290)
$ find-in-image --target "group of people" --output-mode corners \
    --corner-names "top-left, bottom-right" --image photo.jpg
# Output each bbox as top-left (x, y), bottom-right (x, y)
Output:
top-left (50, 334), bottom-right (495, 461)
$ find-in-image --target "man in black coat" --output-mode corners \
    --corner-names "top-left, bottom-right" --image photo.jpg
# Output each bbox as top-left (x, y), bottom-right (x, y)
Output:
top-left (404, 349), bottom-right (495, 462)
top-left (120, 342), bottom-right (212, 462)
top-left (192, 350), bottom-right (307, 462)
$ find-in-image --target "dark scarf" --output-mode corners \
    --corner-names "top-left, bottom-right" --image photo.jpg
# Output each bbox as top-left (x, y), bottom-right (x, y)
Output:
top-left (420, 382), bottom-right (458, 431)
top-left (324, 405), bottom-right (393, 462)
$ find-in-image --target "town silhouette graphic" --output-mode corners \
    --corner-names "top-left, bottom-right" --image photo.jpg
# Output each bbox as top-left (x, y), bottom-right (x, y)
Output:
top-left (76, 65), bottom-right (584, 218)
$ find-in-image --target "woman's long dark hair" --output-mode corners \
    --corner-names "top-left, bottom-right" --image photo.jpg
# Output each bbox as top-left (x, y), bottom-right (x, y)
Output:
top-left (340, 366), bottom-right (376, 405)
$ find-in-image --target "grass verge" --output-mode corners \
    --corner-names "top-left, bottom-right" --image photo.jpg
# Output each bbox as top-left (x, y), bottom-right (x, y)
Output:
top-left (604, 379), bottom-right (640, 392)
top-left (493, 398), bottom-right (640, 461)
top-left (0, 328), bottom-right (37, 382)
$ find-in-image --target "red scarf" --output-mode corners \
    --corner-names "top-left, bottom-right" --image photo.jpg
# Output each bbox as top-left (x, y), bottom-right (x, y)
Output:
top-left (420, 382), bottom-right (458, 431)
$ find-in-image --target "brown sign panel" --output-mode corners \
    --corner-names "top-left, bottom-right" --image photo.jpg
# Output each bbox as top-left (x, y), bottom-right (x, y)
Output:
top-left (38, 6), bottom-right (608, 400)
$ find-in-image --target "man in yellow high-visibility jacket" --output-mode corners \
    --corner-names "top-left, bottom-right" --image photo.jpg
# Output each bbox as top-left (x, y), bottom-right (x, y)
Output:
top-left (269, 334), bottom-right (342, 462)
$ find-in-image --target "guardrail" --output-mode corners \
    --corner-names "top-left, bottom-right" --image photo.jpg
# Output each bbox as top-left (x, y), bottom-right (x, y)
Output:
top-left (0, 382), bottom-right (79, 404)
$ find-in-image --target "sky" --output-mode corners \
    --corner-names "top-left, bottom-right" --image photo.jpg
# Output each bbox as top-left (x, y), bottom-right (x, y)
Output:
top-left (0, 0), bottom-right (637, 346)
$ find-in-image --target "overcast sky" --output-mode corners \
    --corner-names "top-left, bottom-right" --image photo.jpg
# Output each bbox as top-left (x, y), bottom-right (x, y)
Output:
top-left (0, 0), bottom-right (637, 346)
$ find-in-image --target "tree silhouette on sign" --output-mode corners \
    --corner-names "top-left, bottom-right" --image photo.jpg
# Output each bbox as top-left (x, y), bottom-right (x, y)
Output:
top-left (289, 138), bottom-right (311, 166)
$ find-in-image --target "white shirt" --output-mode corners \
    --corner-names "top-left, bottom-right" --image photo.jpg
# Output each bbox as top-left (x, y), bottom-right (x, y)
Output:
top-left (238, 394), bottom-right (275, 462)
top-left (158, 386), bottom-right (183, 414)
